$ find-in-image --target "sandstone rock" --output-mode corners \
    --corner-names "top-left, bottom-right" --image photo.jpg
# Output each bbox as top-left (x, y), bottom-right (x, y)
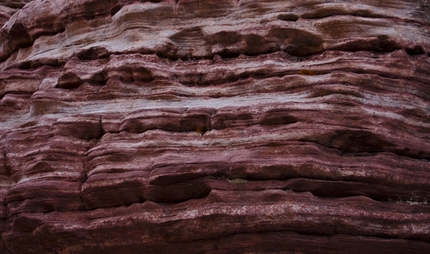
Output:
top-left (0, 0), bottom-right (429, 253)
top-left (0, 0), bottom-right (32, 27)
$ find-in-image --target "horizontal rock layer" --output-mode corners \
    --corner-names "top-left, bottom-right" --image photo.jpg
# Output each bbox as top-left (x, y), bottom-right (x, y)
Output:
top-left (0, 0), bottom-right (429, 253)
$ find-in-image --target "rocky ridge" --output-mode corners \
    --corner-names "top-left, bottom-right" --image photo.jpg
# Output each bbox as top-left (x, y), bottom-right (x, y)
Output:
top-left (0, 0), bottom-right (429, 253)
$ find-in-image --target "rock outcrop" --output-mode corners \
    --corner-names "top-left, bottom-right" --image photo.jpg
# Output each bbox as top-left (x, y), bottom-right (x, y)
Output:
top-left (0, 0), bottom-right (429, 253)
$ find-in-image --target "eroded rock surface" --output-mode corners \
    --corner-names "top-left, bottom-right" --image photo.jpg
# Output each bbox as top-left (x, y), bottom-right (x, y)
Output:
top-left (0, 0), bottom-right (429, 253)
top-left (0, 0), bottom-right (31, 27)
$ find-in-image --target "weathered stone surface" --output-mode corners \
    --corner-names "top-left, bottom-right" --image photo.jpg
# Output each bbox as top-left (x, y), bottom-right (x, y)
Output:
top-left (0, 0), bottom-right (429, 253)
top-left (0, 0), bottom-right (31, 27)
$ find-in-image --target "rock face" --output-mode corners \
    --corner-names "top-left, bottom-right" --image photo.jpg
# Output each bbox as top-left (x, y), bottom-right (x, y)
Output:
top-left (1, 0), bottom-right (430, 253)
top-left (0, 0), bottom-right (31, 27)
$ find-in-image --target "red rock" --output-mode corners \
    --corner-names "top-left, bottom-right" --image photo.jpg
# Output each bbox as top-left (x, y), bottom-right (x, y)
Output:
top-left (0, 0), bottom-right (429, 253)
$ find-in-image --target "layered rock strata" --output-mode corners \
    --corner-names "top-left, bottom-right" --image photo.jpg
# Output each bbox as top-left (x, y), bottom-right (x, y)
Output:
top-left (0, 0), bottom-right (430, 253)
top-left (0, 0), bottom-right (32, 27)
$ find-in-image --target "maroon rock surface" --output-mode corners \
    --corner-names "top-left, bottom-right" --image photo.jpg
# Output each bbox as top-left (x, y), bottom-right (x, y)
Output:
top-left (0, 0), bottom-right (31, 27)
top-left (0, 0), bottom-right (429, 253)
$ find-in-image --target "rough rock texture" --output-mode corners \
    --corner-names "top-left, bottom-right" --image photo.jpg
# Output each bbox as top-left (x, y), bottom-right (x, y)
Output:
top-left (1, 0), bottom-right (430, 253)
top-left (0, 0), bottom-right (32, 27)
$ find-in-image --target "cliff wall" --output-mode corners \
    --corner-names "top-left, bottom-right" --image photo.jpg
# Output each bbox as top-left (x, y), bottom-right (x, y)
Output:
top-left (0, 0), bottom-right (429, 253)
